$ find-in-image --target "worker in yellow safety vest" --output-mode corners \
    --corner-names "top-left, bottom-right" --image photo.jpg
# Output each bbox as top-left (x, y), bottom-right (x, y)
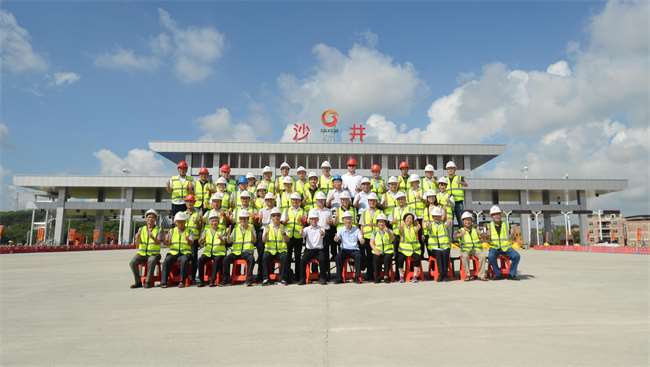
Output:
top-left (295, 166), bottom-right (307, 198)
top-left (213, 177), bottom-right (232, 210)
top-left (161, 211), bottom-right (194, 288)
top-left (261, 207), bottom-right (290, 285)
top-left (193, 167), bottom-right (213, 213)
top-left (422, 164), bottom-right (437, 193)
top-left (360, 193), bottom-right (384, 281)
top-left (396, 212), bottom-right (422, 283)
top-left (319, 161), bottom-right (334, 193)
top-left (184, 195), bottom-right (202, 283)
top-left (223, 210), bottom-right (257, 286)
top-left (370, 164), bottom-right (386, 196)
top-left (197, 211), bottom-right (228, 287)
top-left (370, 214), bottom-right (395, 283)
top-left (129, 209), bottom-right (164, 288)
top-left (219, 164), bottom-right (237, 193)
top-left (166, 160), bottom-right (194, 218)
top-left (445, 161), bottom-right (468, 232)
top-left (425, 206), bottom-right (451, 282)
top-left (435, 177), bottom-right (455, 239)
top-left (486, 205), bottom-right (521, 281)
top-left (260, 166), bottom-right (276, 194)
top-left (302, 172), bottom-right (322, 211)
top-left (275, 162), bottom-right (295, 194)
top-left (397, 161), bottom-right (410, 192)
top-left (282, 192), bottom-right (305, 283)
top-left (246, 172), bottom-right (257, 193)
top-left (455, 211), bottom-right (487, 281)
top-left (381, 176), bottom-right (399, 220)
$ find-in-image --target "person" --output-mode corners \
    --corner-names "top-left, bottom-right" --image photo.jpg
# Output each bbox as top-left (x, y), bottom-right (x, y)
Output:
top-left (219, 164), bottom-right (237, 193)
top-left (214, 177), bottom-right (232, 210)
top-left (353, 177), bottom-right (372, 214)
top-left (160, 211), bottom-right (193, 288)
top-left (406, 174), bottom-right (425, 221)
top-left (277, 176), bottom-right (295, 211)
top-left (314, 191), bottom-right (335, 277)
top-left (302, 171), bottom-right (322, 211)
top-left (370, 214), bottom-right (395, 283)
top-left (326, 175), bottom-right (347, 209)
top-left (202, 193), bottom-right (228, 238)
top-left (319, 161), bottom-right (334, 193)
top-left (184, 195), bottom-right (202, 283)
top-left (255, 192), bottom-right (276, 282)
top-left (445, 161), bottom-right (468, 232)
top-left (129, 209), bottom-right (164, 288)
top-left (194, 167), bottom-right (213, 214)
top-left (166, 160), bottom-right (194, 217)
top-left (396, 212), bottom-right (422, 283)
top-left (260, 166), bottom-right (276, 194)
top-left (223, 210), bottom-right (256, 286)
top-left (425, 206), bottom-right (450, 282)
top-left (486, 205), bottom-right (521, 280)
top-left (282, 193), bottom-right (305, 282)
top-left (334, 211), bottom-right (364, 284)
top-left (254, 183), bottom-right (268, 210)
top-left (360, 192), bottom-right (383, 281)
top-left (197, 211), bottom-right (227, 287)
top-left (232, 176), bottom-right (250, 209)
top-left (397, 161), bottom-right (410, 193)
top-left (422, 164), bottom-right (437, 193)
top-left (389, 192), bottom-right (411, 255)
top-left (230, 191), bottom-right (257, 237)
top-left (275, 162), bottom-right (294, 194)
top-left (341, 157), bottom-right (362, 199)
top-left (456, 211), bottom-right (487, 281)
top-left (369, 164), bottom-right (386, 196)
top-left (295, 166), bottom-right (308, 198)
top-left (381, 176), bottom-right (399, 220)
top-left (422, 189), bottom-right (441, 256)
top-left (435, 177), bottom-right (455, 239)
top-left (334, 191), bottom-right (357, 231)
top-left (262, 208), bottom-right (290, 285)
top-left (299, 209), bottom-right (328, 285)
top-left (246, 172), bottom-right (257, 193)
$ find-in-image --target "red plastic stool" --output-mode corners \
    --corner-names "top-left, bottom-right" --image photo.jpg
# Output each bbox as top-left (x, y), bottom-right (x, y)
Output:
top-left (168, 261), bottom-right (191, 287)
top-left (202, 259), bottom-right (222, 285)
top-left (305, 259), bottom-right (320, 284)
top-left (341, 258), bottom-right (361, 283)
top-left (137, 261), bottom-right (161, 287)
top-left (268, 259), bottom-right (282, 282)
top-left (231, 259), bottom-right (249, 285)
top-left (488, 255), bottom-right (512, 278)
top-left (460, 255), bottom-right (480, 281)
top-left (404, 256), bottom-right (424, 282)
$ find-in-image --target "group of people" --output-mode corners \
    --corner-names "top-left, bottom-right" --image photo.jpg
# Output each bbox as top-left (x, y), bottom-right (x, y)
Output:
top-left (128, 157), bottom-right (521, 288)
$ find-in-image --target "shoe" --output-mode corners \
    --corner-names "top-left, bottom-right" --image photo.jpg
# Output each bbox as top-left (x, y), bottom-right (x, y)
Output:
top-left (509, 275), bottom-right (520, 281)
top-left (493, 275), bottom-right (503, 280)
top-left (143, 283), bottom-right (151, 289)
top-left (479, 277), bottom-right (488, 281)
top-left (374, 279), bottom-right (381, 284)
top-left (209, 282), bottom-right (216, 287)
top-left (161, 283), bottom-right (168, 288)
top-left (198, 282), bottom-right (207, 287)
top-left (319, 280), bottom-right (327, 285)
top-left (130, 284), bottom-right (142, 289)
top-left (281, 280), bottom-right (288, 286)
top-left (178, 283), bottom-right (185, 288)
top-left (463, 277), bottom-right (470, 281)
top-left (384, 277), bottom-right (391, 284)
top-left (262, 279), bottom-right (270, 286)
top-left (411, 278), bottom-right (418, 283)
top-left (298, 280), bottom-right (306, 285)
top-left (245, 281), bottom-right (253, 287)
top-left (399, 278), bottom-right (405, 283)
top-left (335, 279), bottom-right (343, 284)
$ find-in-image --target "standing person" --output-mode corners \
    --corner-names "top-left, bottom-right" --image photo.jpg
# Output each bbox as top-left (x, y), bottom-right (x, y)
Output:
top-left (370, 214), bottom-right (395, 283)
top-left (193, 167), bottom-right (213, 214)
top-left (341, 157), bottom-right (362, 199)
top-left (262, 208), bottom-right (289, 285)
top-left (326, 175), bottom-right (347, 209)
top-left (353, 177), bottom-right (372, 214)
top-left (486, 206), bottom-right (521, 280)
top-left (397, 161), bottom-right (410, 193)
top-left (197, 211), bottom-right (227, 287)
top-left (445, 161), bottom-right (469, 232)
top-left (213, 177), bottom-right (232, 210)
top-left (360, 193), bottom-right (383, 281)
top-left (166, 160), bottom-right (194, 218)
top-left (219, 164), bottom-right (237, 193)
top-left (389, 192), bottom-right (411, 255)
top-left (407, 174), bottom-right (426, 254)
top-left (254, 183), bottom-right (268, 211)
top-left (275, 162), bottom-right (294, 195)
top-left (422, 164), bottom-right (437, 193)
top-left (277, 176), bottom-right (296, 211)
top-left (425, 206), bottom-right (451, 282)
top-left (295, 166), bottom-right (308, 198)
top-left (232, 176), bottom-right (250, 209)
top-left (396, 213), bottom-right (422, 283)
top-left (435, 177), bottom-right (455, 240)
top-left (283, 193), bottom-right (305, 283)
top-left (129, 209), bottom-right (164, 288)
top-left (369, 164), bottom-right (386, 196)
top-left (255, 192), bottom-right (276, 282)
top-left (299, 209), bottom-right (328, 285)
top-left (184, 195), bottom-right (202, 283)
top-left (314, 191), bottom-right (335, 277)
top-left (302, 172), bottom-right (322, 211)
top-left (246, 172), bottom-right (257, 193)
top-left (223, 210), bottom-right (256, 286)
top-left (160, 212), bottom-right (193, 288)
top-left (319, 161), bottom-right (334, 193)
top-left (334, 211), bottom-right (364, 284)
top-left (260, 166), bottom-right (276, 194)
top-left (381, 176), bottom-right (399, 221)
top-left (456, 212), bottom-right (487, 281)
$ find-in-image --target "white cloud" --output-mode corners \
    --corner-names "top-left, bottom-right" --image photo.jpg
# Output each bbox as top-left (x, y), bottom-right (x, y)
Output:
top-left (546, 60), bottom-right (572, 77)
top-left (51, 71), bottom-right (80, 86)
top-left (195, 107), bottom-right (259, 141)
top-left (94, 149), bottom-right (171, 176)
top-left (95, 48), bottom-right (159, 71)
top-left (0, 8), bottom-right (47, 73)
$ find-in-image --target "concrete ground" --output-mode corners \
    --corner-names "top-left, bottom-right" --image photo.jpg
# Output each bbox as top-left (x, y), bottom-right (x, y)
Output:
top-left (0, 249), bottom-right (648, 367)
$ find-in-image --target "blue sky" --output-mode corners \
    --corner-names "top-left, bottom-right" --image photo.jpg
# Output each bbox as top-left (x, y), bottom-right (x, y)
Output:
top-left (1, 0), bottom-right (648, 214)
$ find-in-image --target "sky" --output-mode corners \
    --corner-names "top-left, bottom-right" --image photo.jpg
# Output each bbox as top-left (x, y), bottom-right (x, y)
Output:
top-left (0, 0), bottom-right (648, 214)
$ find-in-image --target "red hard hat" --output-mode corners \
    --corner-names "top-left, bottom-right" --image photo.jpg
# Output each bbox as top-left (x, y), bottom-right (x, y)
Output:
top-left (371, 163), bottom-right (381, 173)
top-left (198, 167), bottom-right (209, 175)
top-left (220, 164), bottom-right (231, 173)
top-left (399, 161), bottom-right (409, 169)
top-left (177, 160), bottom-right (188, 169)
top-left (184, 194), bottom-right (196, 202)
top-left (347, 157), bottom-right (357, 166)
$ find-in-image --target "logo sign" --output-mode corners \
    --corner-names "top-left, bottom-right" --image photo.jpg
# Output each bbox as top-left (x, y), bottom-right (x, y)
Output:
top-left (321, 109), bottom-right (339, 128)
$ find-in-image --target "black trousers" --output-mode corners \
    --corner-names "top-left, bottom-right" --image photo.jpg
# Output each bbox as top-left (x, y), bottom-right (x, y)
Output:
top-left (190, 240), bottom-right (199, 281)
top-left (262, 252), bottom-right (288, 281)
top-left (360, 242), bottom-right (374, 281)
top-left (335, 249), bottom-right (361, 281)
top-left (428, 248), bottom-right (451, 281)
top-left (418, 219), bottom-right (425, 256)
top-left (393, 235), bottom-right (401, 257)
top-left (223, 252), bottom-right (255, 283)
top-left (299, 248), bottom-right (327, 282)
top-left (326, 227), bottom-right (337, 259)
top-left (197, 255), bottom-right (224, 283)
top-left (287, 237), bottom-right (303, 282)
top-left (129, 254), bottom-right (161, 286)
top-left (373, 253), bottom-right (393, 280)
top-left (161, 253), bottom-right (192, 285)
top-left (395, 252), bottom-right (422, 279)
top-left (255, 228), bottom-right (265, 282)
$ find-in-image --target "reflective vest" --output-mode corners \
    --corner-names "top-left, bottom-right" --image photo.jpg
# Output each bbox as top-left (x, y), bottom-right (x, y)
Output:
top-left (254, 197), bottom-right (265, 210)
top-left (319, 175), bottom-right (333, 192)
top-left (447, 175), bottom-right (465, 202)
top-left (459, 227), bottom-right (481, 253)
top-left (399, 225), bottom-right (420, 256)
top-left (169, 227), bottom-right (192, 256)
top-left (361, 209), bottom-right (383, 239)
top-left (202, 209), bottom-right (227, 234)
top-left (427, 222), bottom-right (450, 250)
top-left (278, 192), bottom-right (293, 211)
top-left (285, 207), bottom-right (304, 239)
top-left (391, 206), bottom-right (410, 229)
top-left (422, 177), bottom-right (436, 193)
top-left (170, 175), bottom-right (194, 202)
top-left (370, 177), bottom-right (386, 195)
top-left (436, 191), bottom-right (453, 218)
top-left (397, 175), bottom-right (409, 193)
top-left (214, 190), bottom-right (231, 209)
top-left (194, 180), bottom-right (213, 208)
top-left (489, 222), bottom-right (512, 251)
top-left (336, 206), bottom-right (358, 231)
top-left (295, 180), bottom-right (307, 198)
top-left (407, 187), bottom-right (425, 218)
top-left (275, 176), bottom-right (295, 194)
top-left (203, 228), bottom-right (226, 257)
top-left (382, 191), bottom-right (397, 218)
top-left (231, 225), bottom-right (255, 255)
top-left (261, 179), bottom-right (275, 195)
top-left (373, 230), bottom-right (393, 255)
top-left (185, 210), bottom-right (201, 238)
top-left (234, 190), bottom-right (252, 208)
top-left (302, 187), bottom-right (321, 211)
top-left (265, 225), bottom-right (287, 255)
top-left (225, 177), bottom-right (236, 193)
top-left (232, 207), bottom-right (255, 225)
top-left (137, 226), bottom-right (161, 256)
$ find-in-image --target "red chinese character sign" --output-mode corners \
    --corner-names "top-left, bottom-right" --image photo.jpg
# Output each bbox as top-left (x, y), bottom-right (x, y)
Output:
top-left (292, 122), bottom-right (311, 142)
top-left (349, 123), bottom-right (366, 143)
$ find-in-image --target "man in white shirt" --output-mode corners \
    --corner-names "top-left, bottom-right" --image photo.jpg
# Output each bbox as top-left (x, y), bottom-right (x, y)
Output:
top-left (315, 191), bottom-right (335, 278)
top-left (299, 209), bottom-right (328, 285)
top-left (342, 157), bottom-right (363, 200)
top-left (326, 175), bottom-right (349, 209)
top-left (353, 177), bottom-right (372, 214)
top-left (334, 211), bottom-right (365, 283)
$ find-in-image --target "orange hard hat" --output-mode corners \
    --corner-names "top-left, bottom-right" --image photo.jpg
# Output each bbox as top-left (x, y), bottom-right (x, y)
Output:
top-left (184, 195), bottom-right (196, 202)
top-left (347, 157), bottom-right (357, 166)
top-left (177, 160), bottom-right (188, 169)
top-left (220, 164), bottom-right (231, 173)
top-left (198, 167), bottom-right (209, 175)
top-left (399, 161), bottom-right (409, 169)
top-left (371, 163), bottom-right (381, 173)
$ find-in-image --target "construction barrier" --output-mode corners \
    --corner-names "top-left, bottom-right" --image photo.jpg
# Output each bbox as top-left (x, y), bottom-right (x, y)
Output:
top-left (532, 245), bottom-right (649, 255)
top-left (0, 244), bottom-right (136, 255)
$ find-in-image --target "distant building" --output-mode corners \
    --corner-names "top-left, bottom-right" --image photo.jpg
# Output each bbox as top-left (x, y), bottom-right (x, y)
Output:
top-left (624, 215), bottom-right (650, 247)
top-left (587, 213), bottom-right (625, 244)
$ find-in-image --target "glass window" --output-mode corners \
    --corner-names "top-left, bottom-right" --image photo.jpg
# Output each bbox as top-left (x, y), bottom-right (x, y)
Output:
top-left (250, 153), bottom-right (260, 168)
top-left (204, 153), bottom-right (213, 168)
top-left (453, 155), bottom-right (464, 170)
top-left (443, 155), bottom-right (452, 168)
top-left (240, 153), bottom-right (250, 169)
top-left (408, 155), bottom-right (417, 170)
top-left (230, 153), bottom-right (240, 169)
top-left (191, 153), bottom-right (202, 168)
top-left (360, 154), bottom-right (370, 169)
top-left (286, 154), bottom-right (297, 168)
top-left (218, 153), bottom-right (229, 168)
top-left (331, 154), bottom-right (340, 169)
top-left (319, 155), bottom-right (329, 167)
top-left (260, 154), bottom-right (270, 168)
top-left (388, 155), bottom-right (397, 170)
top-left (418, 155), bottom-right (427, 171)
top-left (372, 155), bottom-right (382, 168)
top-left (297, 154), bottom-right (307, 169)
top-left (276, 154), bottom-right (286, 168)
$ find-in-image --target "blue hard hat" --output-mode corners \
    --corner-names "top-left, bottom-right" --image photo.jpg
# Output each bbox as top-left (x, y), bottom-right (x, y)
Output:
top-left (238, 176), bottom-right (248, 185)
top-left (333, 175), bottom-right (342, 181)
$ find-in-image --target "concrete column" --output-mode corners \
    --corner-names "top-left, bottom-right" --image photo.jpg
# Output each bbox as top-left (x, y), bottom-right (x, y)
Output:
top-left (52, 188), bottom-right (67, 245)
top-left (121, 188), bottom-right (134, 244)
top-left (437, 156), bottom-right (444, 179)
top-left (543, 213), bottom-right (552, 243)
top-left (213, 153), bottom-right (219, 172)
top-left (463, 155), bottom-right (472, 176)
top-left (270, 154), bottom-right (277, 177)
top-left (381, 155), bottom-right (389, 180)
top-left (579, 214), bottom-right (589, 245)
top-left (521, 213), bottom-right (531, 245)
top-left (94, 212), bottom-right (104, 245)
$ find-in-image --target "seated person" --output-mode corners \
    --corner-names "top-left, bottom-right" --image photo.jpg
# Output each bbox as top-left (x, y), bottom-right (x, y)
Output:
top-left (334, 211), bottom-right (364, 284)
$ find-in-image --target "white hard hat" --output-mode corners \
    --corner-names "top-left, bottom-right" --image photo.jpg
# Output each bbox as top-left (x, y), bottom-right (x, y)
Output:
top-left (446, 161), bottom-right (456, 169)
top-left (424, 164), bottom-right (434, 172)
top-left (240, 191), bottom-right (251, 198)
top-left (394, 192), bottom-right (406, 200)
top-left (321, 161), bottom-right (331, 168)
top-left (262, 166), bottom-right (273, 174)
top-left (296, 166), bottom-right (306, 173)
top-left (308, 209), bottom-right (319, 219)
top-left (174, 211), bottom-right (188, 222)
top-left (360, 177), bottom-right (371, 184)
top-left (216, 177), bottom-right (227, 185)
top-left (388, 176), bottom-right (398, 184)
top-left (145, 209), bottom-right (158, 218)
top-left (256, 183), bottom-right (267, 191)
top-left (432, 207), bottom-right (443, 217)
top-left (461, 211), bottom-right (474, 221)
top-left (270, 207), bottom-right (282, 216)
top-left (211, 192), bottom-right (224, 201)
top-left (283, 176), bottom-right (293, 184)
top-left (340, 191), bottom-right (351, 200)
top-left (367, 192), bottom-right (378, 201)
top-left (342, 211), bottom-right (353, 219)
top-left (290, 192), bottom-right (301, 200)
top-left (490, 205), bottom-right (502, 215)
top-left (208, 211), bottom-right (220, 219)
top-left (238, 210), bottom-right (250, 218)
top-left (280, 162), bottom-right (290, 169)
top-left (246, 172), bottom-right (255, 179)
top-left (437, 177), bottom-right (448, 184)
top-left (408, 174), bottom-right (420, 183)
top-left (308, 171), bottom-right (318, 179)
top-left (264, 192), bottom-right (275, 200)
top-left (315, 191), bottom-right (326, 200)
top-left (424, 190), bottom-right (436, 198)
top-left (376, 213), bottom-right (388, 222)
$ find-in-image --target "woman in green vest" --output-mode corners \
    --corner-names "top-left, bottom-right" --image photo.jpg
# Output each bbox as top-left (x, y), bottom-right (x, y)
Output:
top-left (360, 193), bottom-right (384, 281)
top-left (370, 214), bottom-right (395, 283)
top-left (455, 211), bottom-right (487, 281)
top-left (262, 208), bottom-right (290, 285)
top-left (129, 209), bottom-right (164, 288)
top-left (161, 211), bottom-right (194, 288)
top-left (197, 211), bottom-right (228, 287)
top-left (426, 206), bottom-right (451, 282)
top-left (389, 192), bottom-right (410, 256)
top-left (396, 212), bottom-right (422, 283)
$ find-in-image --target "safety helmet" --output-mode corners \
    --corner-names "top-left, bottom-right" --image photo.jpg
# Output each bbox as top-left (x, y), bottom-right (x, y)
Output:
top-left (346, 157), bottom-right (357, 167)
top-left (424, 164), bottom-right (434, 172)
top-left (437, 177), bottom-right (448, 185)
top-left (367, 192), bottom-right (378, 201)
top-left (216, 177), bottom-right (227, 185)
top-left (177, 160), bottom-right (188, 169)
top-left (145, 209), bottom-right (158, 218)
top-left (461, 211), bottom-right (473, 221)
top-left (432, 207), bottom-right (443, 217)
top-left (237, 176), bottom-right (248, 185)
top-left (174, 211), bottom-right (189, 222)
top-left (408, 174), bottom-right (420, 183)
top-left (371, 164), bottom-right (381, 173)
top-left (296, 166), bottom-right (306, 173)
top-left (220, 164), bottom-right (231, 173)
top-left (270, 207), bottom-right (282, 216)
top-left (210, 192), bottom-right (224, 201)
top-left (238, 210), bottom-right (250, 219)
top-left (388, 176), bottom-right (398, 184)
top-left (239, 191), bottom-right (251, 198)
top-left (333, 175), bottom-right (342, 182)
top-left (424, 190), bottom-right (436, 198)
top-left (290, 193), bottom-right (301, 200)
top-left (399, 161), bottom-right (409, 170)
top-left (198, 167), bottom-right (209, 175)
top-left (445, 161), bottom-right (456, 169)
top-left (490, 205), bottom-right (502, 215)
top-left (262, 166), bottom-right (273, 174)
top-left (264, 192), bottom-right (275, 200)
top-left (321, 161), bottom-right (331, 169)
top-left (315, 191), bottom-right (327, 200)
top-left (280, 162), bottom-right (290, 169)
top-left (184, 195), bottom-right (196, 202)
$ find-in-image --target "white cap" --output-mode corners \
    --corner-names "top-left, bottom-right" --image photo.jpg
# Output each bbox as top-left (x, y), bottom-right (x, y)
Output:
top-left (376, 213), bottom-right (388, 222)
top-left (270, 207), bottom-right (282, 216)
top-left (424, 190), bottom-right (436, 198)
top-left (211, 192), bottom-right (224, 201)
top-left (308, 209), bottom-right (319, 219)
top-left (394, 192), bottom-right (406, 200)
top-left (264, 192), bottom-right (275, 200)
top-left (321, 161), bottom-right (331, 168)
top-left (208, 211), bottom-right (221, 219)
top-left (256, 183), bottom-right (267, 191)
top-left (437, 177), bottom-right (448, 184)
top-left (308, 171), bottom-right (318, 179)
top-left (296, 166), bottom-right (306, 173)
top-left (360, 177), bottom-right (371, 184)
top-left (216, 177), bottom-right (227, 185)
top-left (342, 211), bottom-right (353, 219)
top-left (490, 205), bottom-right (502, 215)
top-left (145, 209), bottom-right (158, 218)
top-left (461, 211), bottom-right (473, 221)
top-left (239, 210), bottom-right (250, 218)
top-left (315, 191), bottom-right (326, 200)
top-left (262, 166), bottom-right (273, 174)
top-left (388, 176), bottom-right (398, 184)
top-left (280, 162), bottom-right (290, 169)
top-left (174, 211), bottom-right (189, 222)
top-left (424, 164), bottom-right (434, 172)
top-left (340, 191), bottom-right (351, 200)
top-left (408, 174), bottom-right (420, 183)
top-left (446, 161), bottom-right (456, 169)
top-left (367, 192), bottom-right (378, 201)
top-left (290, 192), bottom-right (301, 200)
top-left (432, 207), bottom-right (443, 217)
top-left (283, 176), bottom-right (293, 184)
top-left (240, 191), bottom-right (251, 198)
top-left (246, 172), bottom-right (255, 179)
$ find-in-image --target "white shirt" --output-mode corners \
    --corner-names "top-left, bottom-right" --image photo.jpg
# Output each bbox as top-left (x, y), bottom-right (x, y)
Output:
top-left (258, 207), bottom-right (274, 226)
top-left (302, 225), bottom-right (324, 249)
top-left (354, 191), bottom-right (371, 214)
top-left (326, 188), bottom-right (350, 209)
top-left (342, 172), bottom-right (362, 198)
top-left (316, 207), bottom-right (333, 230)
